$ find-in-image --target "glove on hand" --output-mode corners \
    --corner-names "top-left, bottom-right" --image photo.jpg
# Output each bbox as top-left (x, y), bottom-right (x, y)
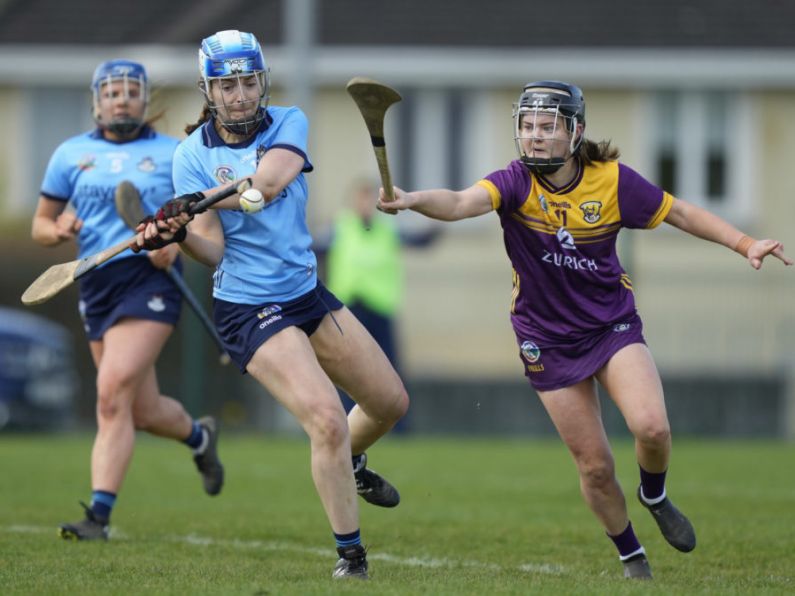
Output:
top-left (155, 191), bottom-right (205, 221)
top-left (129, 215), bottom-right (187, 253)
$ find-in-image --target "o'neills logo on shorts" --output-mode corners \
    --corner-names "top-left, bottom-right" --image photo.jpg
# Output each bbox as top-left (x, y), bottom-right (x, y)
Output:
top-left (257, 305), bottom-right (283, 329)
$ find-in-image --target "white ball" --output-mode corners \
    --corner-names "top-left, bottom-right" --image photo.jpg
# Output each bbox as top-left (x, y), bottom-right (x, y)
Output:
top-left (239, 188), bottom-right (265, 213)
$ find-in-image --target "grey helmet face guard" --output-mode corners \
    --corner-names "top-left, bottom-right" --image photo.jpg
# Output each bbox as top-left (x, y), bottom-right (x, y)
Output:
top-left (91, 59), bottom-right (149, 137)
top-left (513, 80), bottom-right (585, 175)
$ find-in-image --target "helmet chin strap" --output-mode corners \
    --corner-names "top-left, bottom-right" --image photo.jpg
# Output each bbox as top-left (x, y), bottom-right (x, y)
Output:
top-left (522, 130), bottom-right (582, 176)
top-left (522, 152), bottom-right (577, 176)
top-left (106, 117), bottom-right (143, 137)
top-left (525, 160), bottom-right (565, 175)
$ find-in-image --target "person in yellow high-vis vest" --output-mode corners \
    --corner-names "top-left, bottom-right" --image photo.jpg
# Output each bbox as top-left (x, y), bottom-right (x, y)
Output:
top-left (322, 180), bottom-right (440, 432)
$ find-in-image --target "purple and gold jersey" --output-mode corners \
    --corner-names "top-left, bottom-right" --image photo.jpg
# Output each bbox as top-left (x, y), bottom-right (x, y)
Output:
top-left (478, 159), bottom-right (673, 343)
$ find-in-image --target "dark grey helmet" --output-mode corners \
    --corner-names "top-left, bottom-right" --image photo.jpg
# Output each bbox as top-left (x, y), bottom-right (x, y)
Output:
top-left (514, 80), bottom-right (585, 174)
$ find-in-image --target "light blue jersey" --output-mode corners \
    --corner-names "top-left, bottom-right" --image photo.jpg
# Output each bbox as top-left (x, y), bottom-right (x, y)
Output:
top-left (40, 126), bottom-right (179, 262)
top-left (173, 106), bottom-right (317, 305)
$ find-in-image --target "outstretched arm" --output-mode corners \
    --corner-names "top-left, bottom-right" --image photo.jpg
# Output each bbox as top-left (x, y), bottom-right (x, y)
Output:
top-left (376, 183), bottom-right (493, 221)
top-left (664, 198), bottom-right (792, 269)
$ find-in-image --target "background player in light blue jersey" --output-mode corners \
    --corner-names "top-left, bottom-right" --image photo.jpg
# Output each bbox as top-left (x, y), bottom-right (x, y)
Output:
top-left (31, 60), bottom-right (224, 541)
top-left (133, 31), bottom-right (408, 579)
top-left (378, 81), bottom-right (792, 579)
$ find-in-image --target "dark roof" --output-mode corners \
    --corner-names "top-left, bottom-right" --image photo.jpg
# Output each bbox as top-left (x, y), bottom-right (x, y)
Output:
top-left (1, 0), bottom-right (794, 48)
top-left (318, 0), bottom-right (795, 48)
top-left (0, 0), bottom-right (283, 45)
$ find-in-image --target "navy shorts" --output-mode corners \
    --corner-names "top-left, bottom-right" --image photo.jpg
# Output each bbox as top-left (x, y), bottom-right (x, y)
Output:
top-left (78, 256), bottom-right (182, 341)
top-left (515, 313), bottom-right (646, 392)
top-left (213, 282), bottom-right (344, 373)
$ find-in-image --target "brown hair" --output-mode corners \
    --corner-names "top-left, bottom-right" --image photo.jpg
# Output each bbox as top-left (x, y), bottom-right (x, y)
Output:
top-left (577, 138), bottom-right (620, 165)
top-left (185, 105), bottom-right (213, 135)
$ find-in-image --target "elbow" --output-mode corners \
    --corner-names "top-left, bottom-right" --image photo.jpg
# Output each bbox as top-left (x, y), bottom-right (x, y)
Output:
top-left (30, 226), bottom-right (52, 247)
top-left (260, 184), bottom-right (283, 203)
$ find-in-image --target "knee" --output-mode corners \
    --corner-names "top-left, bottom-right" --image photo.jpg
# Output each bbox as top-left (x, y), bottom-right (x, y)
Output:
top-left (578, 458), bottom-right (616, 490)
top-left (372, 385), bottom-right (410, 428)
top-left (387, 386), bottom-right (410, 423)
top-left (95, 372), bottom-right (135, 422)
top-left (634, 420), bottom-right (671, 450)
top-left (307, 407), bottom-right (350, 450)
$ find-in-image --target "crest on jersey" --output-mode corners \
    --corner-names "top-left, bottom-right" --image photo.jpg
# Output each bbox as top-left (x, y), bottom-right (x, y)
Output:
top-left (213, 165), bottom-right (237, 184)
top-left (520, 340), bottom-right (541, 363)
top-left (77, 154), bottom-right (96, 171)
top-left (537, 193), bottom-right (549, 213)
top-left (137, 157), bottom-right (156, 172)
top-left (556, 226), bottom-right (576, 250)
top-left (580, 200), bottom-right (602, 224)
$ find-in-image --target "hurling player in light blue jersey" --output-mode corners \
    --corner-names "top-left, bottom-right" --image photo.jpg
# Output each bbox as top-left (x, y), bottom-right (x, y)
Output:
top-left (132, 30), bottom-right (408, 579)
top-left (31, 60), bottom-right (224, 542)
top-left (378, 81), bottom-right (792, 579)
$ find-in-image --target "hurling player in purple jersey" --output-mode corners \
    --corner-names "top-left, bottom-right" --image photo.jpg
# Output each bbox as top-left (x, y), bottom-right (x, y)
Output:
top-left (31, 60), bottom-right (224, 542)
top-left (379, 81), bottom-right (792, 579)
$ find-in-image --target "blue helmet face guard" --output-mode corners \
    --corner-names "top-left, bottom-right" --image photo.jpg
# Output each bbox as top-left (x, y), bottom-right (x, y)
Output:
top-left (198, 30), bottom-right (270, 136)
top-left (91, 59), bottom-right (148, 137)
top-left (513, 81), bottom-right (586, 175)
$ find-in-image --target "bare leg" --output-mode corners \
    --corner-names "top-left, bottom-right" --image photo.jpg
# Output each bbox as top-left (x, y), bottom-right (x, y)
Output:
top-left (596, 343), bottom-right (670, 474)
top-left (245, 326), bottom-right (359, 534)
top-left (537, 378), bottom-right (629, 535)
top-left (88, 319), bottom-right (173, 493)
top-left (597, 343), bottom-right (695, 553)
top-left (130, 365), bottom-right (192, 440)
top-left (310, 307), bottom-right (408, 454)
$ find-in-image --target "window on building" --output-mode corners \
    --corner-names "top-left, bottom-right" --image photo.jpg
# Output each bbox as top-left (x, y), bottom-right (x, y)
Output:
top-left (650, 90), bottom-right (753, 224)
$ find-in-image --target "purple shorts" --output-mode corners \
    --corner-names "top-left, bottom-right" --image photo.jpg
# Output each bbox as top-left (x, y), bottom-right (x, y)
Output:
top-left (213, 282), bottom-right (343, 373)
top-left (515, 313), bottom-right (646, 392)
top-left (78, 256), bottom-right (182, 341)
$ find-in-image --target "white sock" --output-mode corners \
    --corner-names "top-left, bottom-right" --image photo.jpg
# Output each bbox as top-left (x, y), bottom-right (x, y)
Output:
top-left (619, 546), bottom-right (646, 561)
top-left (640, 486), bottom-right (667, 506)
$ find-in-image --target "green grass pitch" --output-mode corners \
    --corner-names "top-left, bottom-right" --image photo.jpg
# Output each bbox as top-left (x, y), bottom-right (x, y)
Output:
top-left (0, 434), bottom-right (793, 594)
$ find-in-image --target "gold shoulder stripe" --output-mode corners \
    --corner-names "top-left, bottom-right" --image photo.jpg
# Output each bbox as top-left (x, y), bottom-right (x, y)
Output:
top-left (646, 191), bottom-right (674, 229)
top-left (477, 179), bottom-right (501, 210)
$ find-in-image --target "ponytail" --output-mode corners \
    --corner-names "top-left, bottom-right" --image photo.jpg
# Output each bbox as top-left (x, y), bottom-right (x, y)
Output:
top-left (577, 138), bottom-right (621, 165)
top-left (185, 105), bottom-right (213, 135)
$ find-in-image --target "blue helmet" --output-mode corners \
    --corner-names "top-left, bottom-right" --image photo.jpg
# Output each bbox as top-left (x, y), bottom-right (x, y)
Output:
top-left (513, 80), bottom-right (586, 175)
top-left (91, 59), bottom-right (149, 136)
top-left (198, 30), bottom-right (270, 135)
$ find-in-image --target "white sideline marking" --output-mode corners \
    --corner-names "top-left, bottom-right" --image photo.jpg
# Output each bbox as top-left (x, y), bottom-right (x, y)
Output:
top-left (173, 534), bottom-right (565, 575)
top-left (3, 525), bottom-right (565, 576)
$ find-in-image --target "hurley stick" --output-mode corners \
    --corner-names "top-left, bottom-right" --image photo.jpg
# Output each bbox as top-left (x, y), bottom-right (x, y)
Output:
top-left (114, 181), bottom-right (231, 365)
top-left (346, 77), bottom-right (402, 211)
top-left (21, 179), bottom-right (251, 306)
